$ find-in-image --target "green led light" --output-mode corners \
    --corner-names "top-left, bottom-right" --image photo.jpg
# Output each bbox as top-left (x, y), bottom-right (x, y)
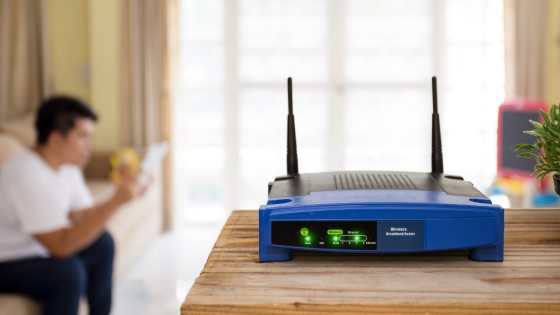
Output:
top-left (300, 228), bottom-right (309, 236)
top-left (333, 236), bottom-right (338, 241)
top-left (305, 236), bottom-right (311, 241)
top-left (355, 236), bottom-right (359, 240)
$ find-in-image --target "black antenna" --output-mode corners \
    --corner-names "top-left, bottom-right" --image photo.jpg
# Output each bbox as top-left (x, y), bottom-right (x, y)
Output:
top-left (431, 76), bottom-right (444, 173)
top-left (287, 77), bottom-right (299, 175)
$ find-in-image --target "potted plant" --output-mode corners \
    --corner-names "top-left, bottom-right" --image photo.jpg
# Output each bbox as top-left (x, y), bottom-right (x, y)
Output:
top-left (512, 104), bottom-right (560, 195)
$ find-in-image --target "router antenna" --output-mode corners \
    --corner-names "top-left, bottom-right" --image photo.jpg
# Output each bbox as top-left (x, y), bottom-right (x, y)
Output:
top-left (431, 76), bottom-right (444, 173)
top-left (287, 77), bottom-right (299, 175)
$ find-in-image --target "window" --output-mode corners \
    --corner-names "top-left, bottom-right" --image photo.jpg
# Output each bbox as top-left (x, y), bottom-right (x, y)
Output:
top-left (175, 0), bottom-right (505, 225)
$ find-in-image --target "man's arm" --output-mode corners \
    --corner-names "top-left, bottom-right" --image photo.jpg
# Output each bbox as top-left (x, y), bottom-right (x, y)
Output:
top-left (68, 206), bottom-right (98, 226)
top-left (34, 178), bottom-right (139, 259)
top-left (68, 179), bottom-right (151, 225)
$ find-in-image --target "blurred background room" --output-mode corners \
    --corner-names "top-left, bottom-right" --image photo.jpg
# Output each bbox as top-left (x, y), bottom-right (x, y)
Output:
top-left (0, 0), bottom-right (559, 314)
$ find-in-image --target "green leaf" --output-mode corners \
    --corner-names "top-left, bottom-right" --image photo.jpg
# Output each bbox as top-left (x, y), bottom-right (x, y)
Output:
top-left (535, 130), bottom-right (554, 141)
top-left (517, 152), bottom-right (540, 159)
top-left (535, 165), bottom-right (560, 172)
top-left (540, 176), bottom-right (546, 186)
top-left (551, 105), bottom-right (557, 124)
top-left (531, 168), bottom-right (558, 176)
top-left (534, 164), bottom-right (558, 172)
top-left (530, 120), bottom-right (544, 131)
top-left (544, 146), bottom-right (552, 158)
top-left (536, 170), bottom-right (548, 177)
top-left (548, 127), bottom-right (560, 138)
top-left (524, 130), bottom-right (541, 137)
top-left (541, 108), bottom-right (552, 127)
top-left (511, 143), bottom-right (537, 151)
top-left (525, 130), bottom-right (553, 141)
top-left (533, 170), bottom-right (546, 176)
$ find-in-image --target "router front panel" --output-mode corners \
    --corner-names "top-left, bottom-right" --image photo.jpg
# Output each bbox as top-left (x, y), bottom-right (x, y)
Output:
top-left (259, 195), bottom-right (504, 262)
top-left (271, 220), bottom-right (427, 251)
top-left (266, 214), bottom-right (501, 252)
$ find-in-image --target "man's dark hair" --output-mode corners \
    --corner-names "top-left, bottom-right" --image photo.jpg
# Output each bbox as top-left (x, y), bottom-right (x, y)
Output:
top-left (35, 96), bottom-right (98, 145)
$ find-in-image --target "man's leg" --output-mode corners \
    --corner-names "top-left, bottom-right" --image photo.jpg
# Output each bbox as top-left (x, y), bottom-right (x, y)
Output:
top-left (76, 231), bottom-right (115, 315)
top-left (0, 257), bottom-right (86, 315)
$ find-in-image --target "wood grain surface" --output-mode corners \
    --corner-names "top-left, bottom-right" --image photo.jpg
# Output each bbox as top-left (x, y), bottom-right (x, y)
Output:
top-left (182, 209), bottom-right (560, 314)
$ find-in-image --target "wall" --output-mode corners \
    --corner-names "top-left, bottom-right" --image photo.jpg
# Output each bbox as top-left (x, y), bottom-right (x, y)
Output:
top-left (88, 0), bottom-right (121, 151)
top-left (48, 0), bottom-right (120, 151)
top-left (48, 0), bottom-right (89, 101)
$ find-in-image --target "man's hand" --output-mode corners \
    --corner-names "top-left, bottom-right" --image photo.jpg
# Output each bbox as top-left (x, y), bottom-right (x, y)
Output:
top-left (70, 176), bottom-right (143, 225)
top-left (112, 177), bottom-right (140, 205)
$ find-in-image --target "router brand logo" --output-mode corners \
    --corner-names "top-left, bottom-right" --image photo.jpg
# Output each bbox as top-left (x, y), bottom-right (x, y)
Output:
top-left (390, 227), bottom-right (407, 232)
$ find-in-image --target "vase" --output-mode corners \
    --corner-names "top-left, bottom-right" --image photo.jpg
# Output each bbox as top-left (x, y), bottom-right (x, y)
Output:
top-left (554, 174), bottom-right (560, 196)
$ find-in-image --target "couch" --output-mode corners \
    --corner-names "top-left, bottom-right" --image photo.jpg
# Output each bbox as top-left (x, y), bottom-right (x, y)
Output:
top-left (0, 115), bottom-right (163, 314)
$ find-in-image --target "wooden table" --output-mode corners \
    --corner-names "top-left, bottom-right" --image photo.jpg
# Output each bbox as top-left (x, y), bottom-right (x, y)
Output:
top-left (182, 209), bottom-right (560, 314)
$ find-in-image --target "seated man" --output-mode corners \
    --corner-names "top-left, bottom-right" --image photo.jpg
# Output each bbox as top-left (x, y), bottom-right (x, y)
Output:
top-left (0, 97), bottom-right (143, 315)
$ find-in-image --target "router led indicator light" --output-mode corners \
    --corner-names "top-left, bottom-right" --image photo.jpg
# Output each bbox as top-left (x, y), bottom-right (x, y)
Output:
top-left (305, 236), bottom-right (311, 241)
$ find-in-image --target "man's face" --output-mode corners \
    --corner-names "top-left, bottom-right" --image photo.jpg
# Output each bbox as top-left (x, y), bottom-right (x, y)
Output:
top-left (51, 118), bottom-right (95, 167)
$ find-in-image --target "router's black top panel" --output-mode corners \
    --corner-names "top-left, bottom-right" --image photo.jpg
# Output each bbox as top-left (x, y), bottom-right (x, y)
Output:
top-left (268, 171), bottom-right (486, 199)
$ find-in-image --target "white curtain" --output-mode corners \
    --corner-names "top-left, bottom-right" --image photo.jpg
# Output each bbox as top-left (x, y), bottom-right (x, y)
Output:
top-left (120, 0), bottom-right (176, 229)
top-left (504, 0), bottom-right (549, 99)
top-left (0, 0), bottom-right (50, 122)
top-left (120, 0), bottom-right (170, 147)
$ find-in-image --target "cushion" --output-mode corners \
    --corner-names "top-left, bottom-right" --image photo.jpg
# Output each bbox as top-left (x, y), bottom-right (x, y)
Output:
top-left (86, 180), bottom-right (117, 204)
top-left (0, 294), bottom-right (87, 315)
top-left (0, 114), bottom-right (36, 147)
top-left (0, 134), bottom-right (25, 166)
top-left (0, 295), bottom-right (40, 315)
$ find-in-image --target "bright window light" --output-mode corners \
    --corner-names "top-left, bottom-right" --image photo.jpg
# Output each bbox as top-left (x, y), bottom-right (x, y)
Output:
top-left (175, 0), bottom-right (505, 225)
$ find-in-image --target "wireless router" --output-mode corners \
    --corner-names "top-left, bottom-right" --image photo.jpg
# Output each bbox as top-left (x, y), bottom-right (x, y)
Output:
top-left (259, 77), bottom-right (504, 262)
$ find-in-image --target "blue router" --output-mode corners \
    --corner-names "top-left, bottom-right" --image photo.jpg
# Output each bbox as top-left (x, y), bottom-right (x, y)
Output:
top-left (259, 77), bottom-right (504, 262)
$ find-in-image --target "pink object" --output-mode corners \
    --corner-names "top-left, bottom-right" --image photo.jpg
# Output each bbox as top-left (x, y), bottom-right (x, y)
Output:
top-left (497, 98), bottom-right (549, 189)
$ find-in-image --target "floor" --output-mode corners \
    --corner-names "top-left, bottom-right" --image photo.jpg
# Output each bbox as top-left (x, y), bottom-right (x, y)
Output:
top-left (111, 225), bottom-right (223, 315)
